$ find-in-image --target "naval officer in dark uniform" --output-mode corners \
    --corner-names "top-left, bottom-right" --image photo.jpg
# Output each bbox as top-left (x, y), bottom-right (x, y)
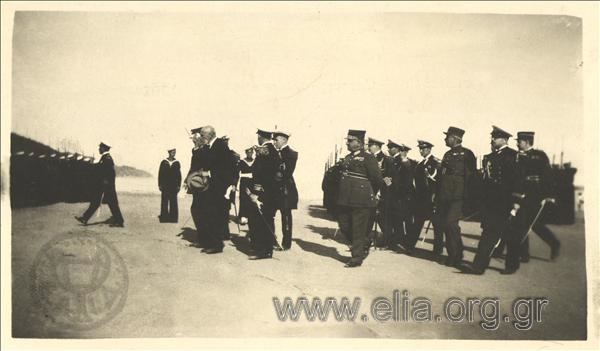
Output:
top-left (337, 130), bottom-right (384, 267)
top-left (272, 131), bottom-right (299, 250)
top-left (386, 140), bottom-right (417, 250)
top-left (408, 140), bottom-right (443, 255)
top-left (503, 131), bottom-right (560, 274)
top-left (367, 137), bottom-right (395, 249)
top-left (463, 126), bottom-right (517, 274)
top-left (435, 127), bottom-right (477, 267)
top-left (75, 142), bottom-right (124, 227)
top-left (158, 148), bottom-right (182, 223)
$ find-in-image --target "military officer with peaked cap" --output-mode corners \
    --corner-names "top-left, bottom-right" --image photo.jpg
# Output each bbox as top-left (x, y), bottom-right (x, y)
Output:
top-left (75, 141), bottom-right (124, 227)
top-left (337, 130), bottom-right (384, 267)
top-left (463, 126), bottom-right (517, 274)
top-left (435, 127), bottom-right (477, 267)
top-left (408, 140), bottom-right (443, 255)
top-left (503, 131), bottom-right (560, 274)
top-left (272, 130), bottom-right (299, 250)
top-left (367, 137), bottom-right (395, 249)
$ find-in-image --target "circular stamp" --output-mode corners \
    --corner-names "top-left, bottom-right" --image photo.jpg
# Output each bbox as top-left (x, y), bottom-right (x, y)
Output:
top-left (30, 233), bottom-right (128, 331)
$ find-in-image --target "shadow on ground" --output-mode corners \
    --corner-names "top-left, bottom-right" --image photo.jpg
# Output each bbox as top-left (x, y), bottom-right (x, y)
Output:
top-left (293, 238), bottom-right (348, 263)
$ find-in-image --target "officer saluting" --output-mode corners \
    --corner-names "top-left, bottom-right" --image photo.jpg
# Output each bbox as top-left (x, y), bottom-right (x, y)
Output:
top-left (463, 126), bottom-right (517, 275)
top-left (337, 130), bottom-right (384, 267)
top-left (435, 127), bottom-right (477, 267)
top-left (504, 131), bottom-right (560, 274)
top-left (409, 140), bottom-right (443, 256)
top-left (367, 137), bottom-right (395, 249)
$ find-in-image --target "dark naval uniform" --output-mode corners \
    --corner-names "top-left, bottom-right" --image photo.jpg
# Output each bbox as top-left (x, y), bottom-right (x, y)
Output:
top-left (388, 153), bottom-right (417, 247)
top-left (506, 134), bottom-right (560, 272)
top-left (247, 141), bottom-right (278, 257)
top-left (158, 157), bottom-right (182, 222)
top-left (337, 147), bottom-right (383, 266)
top-left (237, 157), bottom-right (255, 220)
top-left (80, 150), bottom-right (124, 226)
top-left (435, 135), bottom-right (477, 266)
top-left (411, 151), bottom-right (442, 253)
top-left (471, 145), bottom-right (517, 272)
top-left (370, 150), bottom-right (395, 248)
top-left (273, 144), bottom-right (299, 250)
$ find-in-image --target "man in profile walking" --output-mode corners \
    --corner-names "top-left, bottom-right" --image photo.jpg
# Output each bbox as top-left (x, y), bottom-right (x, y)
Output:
top-left (75, 141), bottom-right (124, 227)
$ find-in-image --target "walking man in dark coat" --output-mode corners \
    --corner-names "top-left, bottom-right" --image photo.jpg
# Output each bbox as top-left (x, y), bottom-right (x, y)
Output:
top-left (336, 130), bottom-right (384, 267)
top-left (462, 126), bottom-right (517, 274)
top-left (408, 140), bottom-right (443, 255)
top-left (435, 127), bottom-right (477, 267)
top-left (503, 131), bottom-right (561, 274)
top-left (386, 140), bottom-right (417, 250)
top-left (272, 131), bottom-right (299, 250)
top-left (158, 148), bottom-right (182, 223)
top-left (75, 142), bottom-right (124, 227)
top-left (367, 137), bottom-right (395, 249)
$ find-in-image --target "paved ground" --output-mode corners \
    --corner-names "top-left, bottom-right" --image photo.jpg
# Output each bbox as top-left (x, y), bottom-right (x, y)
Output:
top-left (11, 193), bottom-right (587, 339)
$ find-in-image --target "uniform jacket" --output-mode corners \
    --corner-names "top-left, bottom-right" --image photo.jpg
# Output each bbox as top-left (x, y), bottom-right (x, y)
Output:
top-left (512, 148), bottom-right (553, 205)
top-left (414, 154), bottom-right (441, 205)
top-left (482, 146), bottom-right (517, 211)
top-left (98, 152), bottom-right (116, 190)
top-left (274, 145), bottom-right (299, 210)
top-left (374, 151), bottom-right (395, 199)
top-left (436, 145), bottom-right (477, 202)
top-left (390, 155), bottom-right (417, 201)
top-left (336, 149), bottom-right (383, 208)
top-left (158, 158), bottom-right (182, 193)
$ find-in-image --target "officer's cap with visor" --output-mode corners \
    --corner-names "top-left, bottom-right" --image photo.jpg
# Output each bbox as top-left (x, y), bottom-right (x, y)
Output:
top-left (417, 140), bottom-right (434, 149)
top-left (368, 137), bottom-right (384, 147)
top-left (443, 126), bottom-right (465, 139)
top-left (346, 129), bottom-right (366, 142)
top-left (517, 131), bottom-right (535, 143)
top-left (491, 125), bottom-right (512, 139)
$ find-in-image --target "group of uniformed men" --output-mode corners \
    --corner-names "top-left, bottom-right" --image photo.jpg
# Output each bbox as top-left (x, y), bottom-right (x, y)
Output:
top-left (69, 124), bottom-right (560, 273)
top-left (335, 126), bottom-right (561, 273)
top-left (183, 126), bottom-right (298, 259)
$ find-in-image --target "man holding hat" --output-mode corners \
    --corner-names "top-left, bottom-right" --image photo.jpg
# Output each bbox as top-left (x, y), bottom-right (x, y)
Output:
top-left (336, 130), bottom-right (384, 267)
top-left (75, 141), bottom-right (124, 227)
top-left (435, 127), bottom-right (477, 267)
top-left (367, 137), bottom-right (395, 249)
top-left (272, 130), bottom-right (299, 250)
top-left (463, 126), bottom-right (517, 274)
top-left (409, 140), bottom-right (443, 255)
top-left (503, 131), bottom-right (560, 274)
top-left (158, 148), bottom-right (182, 223)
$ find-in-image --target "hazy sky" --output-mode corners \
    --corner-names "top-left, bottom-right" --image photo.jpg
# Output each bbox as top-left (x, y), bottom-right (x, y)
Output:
top-left (11, 12), bottom-right (583, 198)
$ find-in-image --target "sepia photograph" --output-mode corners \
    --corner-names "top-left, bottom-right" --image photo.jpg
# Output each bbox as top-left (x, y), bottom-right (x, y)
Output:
top-left (1, 1), bottom-right (598, 349)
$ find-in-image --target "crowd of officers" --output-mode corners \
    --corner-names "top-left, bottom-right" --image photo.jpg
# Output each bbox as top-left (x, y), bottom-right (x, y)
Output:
top-left (332, 126), bottom-right (561, 273)
top-left (183, 126), bottom-right (298, 259)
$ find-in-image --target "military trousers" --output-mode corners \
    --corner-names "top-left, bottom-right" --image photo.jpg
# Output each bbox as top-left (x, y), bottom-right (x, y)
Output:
top-left (337, 206), bottom-right (373, 263)
top-left (160, 190), bottom-right (178, 222)
top-left (473, 207), bottom-right (510, 272)
top-left (248, 202), bottom-right (275, 256)
top-left (82, 188), bottom-right (124, 225)
top-left (506, 200), bottom-right (560, 271)
top-left (412, 211), bottom-right (443, 253)
top-left (435, 199), bottom-right (464, 264)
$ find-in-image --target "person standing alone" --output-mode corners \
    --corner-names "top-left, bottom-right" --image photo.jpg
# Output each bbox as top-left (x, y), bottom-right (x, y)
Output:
top-left (158, 148), bottom-right (182, 223)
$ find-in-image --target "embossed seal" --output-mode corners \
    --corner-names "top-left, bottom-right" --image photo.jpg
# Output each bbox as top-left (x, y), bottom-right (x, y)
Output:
top-left (30, 233), bottom-right (128, 331)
